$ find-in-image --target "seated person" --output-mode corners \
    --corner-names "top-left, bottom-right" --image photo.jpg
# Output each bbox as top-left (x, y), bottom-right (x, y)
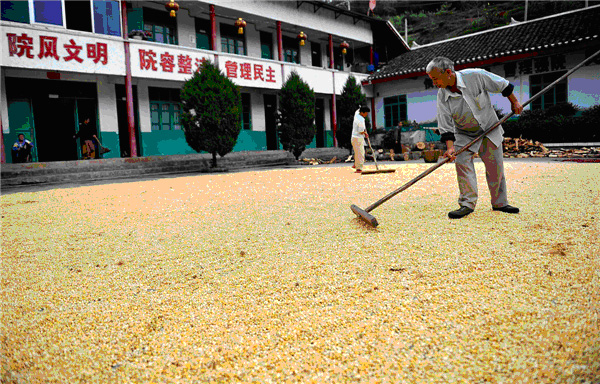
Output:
top-left (11, 134), bottom-right (33, 163)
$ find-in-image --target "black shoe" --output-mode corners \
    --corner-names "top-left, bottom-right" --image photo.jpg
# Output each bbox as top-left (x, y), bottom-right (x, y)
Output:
top-left (493, 204), bottom-right (520, 214)
top-left (448, 206), bottom-right (474, 219)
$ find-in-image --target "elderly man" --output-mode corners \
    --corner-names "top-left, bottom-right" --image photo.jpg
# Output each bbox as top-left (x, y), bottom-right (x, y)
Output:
top-left (426, 56), bottom-right (524, 219)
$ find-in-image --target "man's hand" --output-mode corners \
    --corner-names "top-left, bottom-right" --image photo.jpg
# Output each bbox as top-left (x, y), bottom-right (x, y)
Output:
top-left (443, 145), bottom-right (456, 162)
top-left (508, 94), bottom-right (523, 115)
top-left (511, 101), bottom-right (523, 115)
top-left (363, 132), bottom-right (369, 138)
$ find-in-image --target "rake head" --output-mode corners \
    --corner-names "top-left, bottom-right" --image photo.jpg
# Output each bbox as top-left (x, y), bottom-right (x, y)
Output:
top-left (351, 204), bottom-right (378, 228)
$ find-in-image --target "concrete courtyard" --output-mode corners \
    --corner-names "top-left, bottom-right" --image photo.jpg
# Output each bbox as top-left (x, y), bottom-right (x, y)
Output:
top-left (1, 160), bottom-right (599, 383)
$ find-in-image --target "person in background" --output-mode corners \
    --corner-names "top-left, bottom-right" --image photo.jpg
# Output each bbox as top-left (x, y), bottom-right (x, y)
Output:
top-left (351, 106), bottom-right (370, 173)
top-left (426, 56), bottom-right (523, 219)
top-left (11, 134), bottom-right (33, 163)
top-left (74, 118), bottom-right (99, 160)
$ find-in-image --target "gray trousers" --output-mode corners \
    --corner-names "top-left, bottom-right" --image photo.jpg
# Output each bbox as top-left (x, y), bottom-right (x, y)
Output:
top-left (455, 137), bottom-right (508, 210)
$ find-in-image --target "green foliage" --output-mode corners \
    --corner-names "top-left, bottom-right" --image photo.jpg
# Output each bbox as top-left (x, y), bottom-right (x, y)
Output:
top-left (336, 75), bottom-right (367, 151)
top-left (180, 60), bottom-right (241, 167)
top-left (277, 71), bottom-right (315, 159)
top-left (502, 103), bottom-right (598, 143)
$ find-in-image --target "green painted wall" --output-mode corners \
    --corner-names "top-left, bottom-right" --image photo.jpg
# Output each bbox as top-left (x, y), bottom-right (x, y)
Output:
top-left (233, 130), bottom-right (267, 152)
top-left (140, 129), bottom-right (270, 156)
top-left (141, 130), bottom-right (196, 156)
top-left (98, 132), bottom-right (120, 159)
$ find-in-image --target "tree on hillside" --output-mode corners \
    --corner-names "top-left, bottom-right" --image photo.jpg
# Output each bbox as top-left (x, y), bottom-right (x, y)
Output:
top-left (277, 71), bottom-right (316, 159)
top-left (180, 60), bottom-right (241, 168)
top-left (336, 75), bottom-right (368, 150)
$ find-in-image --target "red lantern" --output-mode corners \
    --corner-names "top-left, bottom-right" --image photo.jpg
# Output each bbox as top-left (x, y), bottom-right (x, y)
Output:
top-left (297, 31), bottom-right (307, 46)
top-left (340, 41), bottom-right (350, 54)
top-left (165, 0), bottom-right (179, 17)
top-left (235, 18), bottom-right (247, 35)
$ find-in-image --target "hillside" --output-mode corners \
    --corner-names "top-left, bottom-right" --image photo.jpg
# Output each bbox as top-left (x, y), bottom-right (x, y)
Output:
top-left (334, 1), bottom-right (600, 46)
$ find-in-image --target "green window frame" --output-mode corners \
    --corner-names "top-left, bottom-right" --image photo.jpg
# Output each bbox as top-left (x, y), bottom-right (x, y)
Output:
top-left (530, 71), bottom-right (568, 110)
top-left (1, 1), bottom-right (30, 23)
top-left (220, 24), bottom-right (246, 55)
top-left (241, 93), bottom-right (251, 130)
top-left (149, 87), bottom-right (181, 131)
top-left (282, 36), bottom-right (299, 64)
top-left (150, 102), bottom-right (181, 131)
top-left (195, 18), bottom-right (210, 50)
top-left (143, 7), bottom-right (177, 45)
top-left (260, 31), bottom-right (273, 60)
top-left (384, 95), bottom-right (407, 128)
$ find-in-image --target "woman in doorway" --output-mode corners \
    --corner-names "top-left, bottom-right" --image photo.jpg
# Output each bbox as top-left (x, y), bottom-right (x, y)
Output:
top-left (73, 118), bottom-right (98, 160)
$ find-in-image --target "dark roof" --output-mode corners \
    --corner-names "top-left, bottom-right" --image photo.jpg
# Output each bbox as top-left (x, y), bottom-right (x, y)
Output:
top-left (367, 5), bottom-right (600, 84)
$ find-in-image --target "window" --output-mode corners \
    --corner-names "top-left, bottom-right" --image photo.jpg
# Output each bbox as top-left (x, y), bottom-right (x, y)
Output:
top-left (1, 1), bottom-right (30, 23)
top-left (221, 24), bottom-right (246, 55)
top-left (384, 95), bottom-right (407, 128)
top-left (143, 7), bottom-right (177, 45)
top-left (196, 18), bottom-right (211, 50)
top-left (530, 71), bottom-right (567, 110)
top-left (282, 36), bottom-right (299, 64)
top-left (149, 88), bottom-right (181, 131)
top-left (94, 0), bottom-right (120, 36)
top-left (65, 0), bottom-right (92, 32)
top-left (326, 47), bottom-right (343, 70)
top-left (260, 31), bottom-right (273, 60)
top-left (33, 0), bottom-right (63, 26)
top-left (311, 42), bottom-right (321, 67)
top-left (241, 93), bottom-right (251, 130)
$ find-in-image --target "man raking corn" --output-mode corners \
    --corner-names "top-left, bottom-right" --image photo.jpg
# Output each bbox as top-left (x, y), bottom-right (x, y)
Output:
top-left (427, 56), bottom-right (523, 219)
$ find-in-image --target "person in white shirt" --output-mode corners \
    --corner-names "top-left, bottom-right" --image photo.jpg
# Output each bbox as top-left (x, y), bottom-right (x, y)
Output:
top-left (426, 56), bottom-right (524, 219)
top-left (351, 106), bottom-right (370, 173)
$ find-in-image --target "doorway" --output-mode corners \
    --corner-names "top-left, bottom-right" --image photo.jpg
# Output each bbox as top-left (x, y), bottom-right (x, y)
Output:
top-left (315, 98), bottom-right (325, 147)
top-left (32, 97), bottom-right (79, 162)
top-left (264, 94), bottom-right (278, 150)
top-left (6, 78), bottom-right (98, 162)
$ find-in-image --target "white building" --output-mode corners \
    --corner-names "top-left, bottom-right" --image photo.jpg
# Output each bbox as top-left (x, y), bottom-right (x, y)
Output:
top-left (363, 5), bottom-right (600, 135)
top-left (1, 0), bottom-right (406, 163)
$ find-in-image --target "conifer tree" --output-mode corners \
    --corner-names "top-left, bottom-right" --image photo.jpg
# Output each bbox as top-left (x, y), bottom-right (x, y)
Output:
top-left (277, 71), bottom-right (316, 159)
top-left (180, 60), bottom-right (241, 167)
top-left (336, 75), bottom-right (368, 150)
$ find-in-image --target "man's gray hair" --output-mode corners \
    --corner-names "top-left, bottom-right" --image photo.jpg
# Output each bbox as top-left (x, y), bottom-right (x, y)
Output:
top-left (426, 57), bottom-right (455, 73)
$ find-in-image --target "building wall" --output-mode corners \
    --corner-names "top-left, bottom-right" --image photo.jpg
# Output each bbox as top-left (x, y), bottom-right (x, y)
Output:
top-left (1, 0), bottom-right (375, 162)
top-left (205, 0), bottom-right (373, 44)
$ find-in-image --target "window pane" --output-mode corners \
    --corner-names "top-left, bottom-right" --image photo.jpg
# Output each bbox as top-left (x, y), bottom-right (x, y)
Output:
top-left (151, 104), bottom-right (160, 130)
top-left (1, 1), bottom-right (30, 23)
top-left (93, 0), bottom-right (121, 36)
top-left (34, 0), bottom-right (63, 25)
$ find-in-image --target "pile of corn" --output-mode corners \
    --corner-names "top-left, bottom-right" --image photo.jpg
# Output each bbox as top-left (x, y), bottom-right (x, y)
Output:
top-left (1, 162), bottom-right (598, 383)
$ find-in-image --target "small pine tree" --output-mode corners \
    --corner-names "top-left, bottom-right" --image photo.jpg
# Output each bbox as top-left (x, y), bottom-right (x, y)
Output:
top-left (336, 75), bottom-right (367, 150)
top-left (277, 71), bottom-right (316, 159)
top-left (180, 60), bottom-right (241, 167)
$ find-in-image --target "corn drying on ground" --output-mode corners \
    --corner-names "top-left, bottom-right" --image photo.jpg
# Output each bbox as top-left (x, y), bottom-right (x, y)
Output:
top-left (1, 160), bottom-right (599, 383)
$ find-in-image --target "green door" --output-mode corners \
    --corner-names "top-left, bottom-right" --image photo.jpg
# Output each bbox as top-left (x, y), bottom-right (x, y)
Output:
top-left (7, 99), bottom-right (37, 163)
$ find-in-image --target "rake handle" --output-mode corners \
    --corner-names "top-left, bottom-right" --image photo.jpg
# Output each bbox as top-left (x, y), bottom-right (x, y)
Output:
top-left (366, 136), bottom-right (380, 170)
top-left (364, 48), bottom-right (600, 213)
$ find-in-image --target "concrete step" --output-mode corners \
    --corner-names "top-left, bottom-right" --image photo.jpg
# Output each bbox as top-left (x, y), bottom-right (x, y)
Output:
top-left (1, 150), bottom-right (298, 189)
top-left (1, 148), bottom-right (353, 189)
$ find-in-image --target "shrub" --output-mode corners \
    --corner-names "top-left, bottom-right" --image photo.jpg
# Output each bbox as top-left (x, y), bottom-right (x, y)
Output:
top-left (180, 60), bottom-right (241, 167)
top-left (277, 71), bottom-right (315, 159)
top-left (502, 103), bottom-right (598, 143)
top-left (336, 75), bottom-right (368, 150)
